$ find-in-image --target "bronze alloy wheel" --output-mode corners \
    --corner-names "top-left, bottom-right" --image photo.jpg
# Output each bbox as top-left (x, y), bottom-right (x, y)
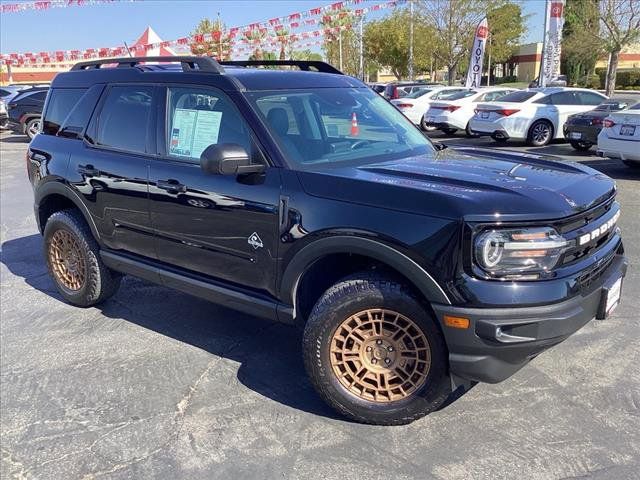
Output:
top-left (330, 308), bottom-right (431, 403)
top-left (48, 229), bottom-right (87, 291)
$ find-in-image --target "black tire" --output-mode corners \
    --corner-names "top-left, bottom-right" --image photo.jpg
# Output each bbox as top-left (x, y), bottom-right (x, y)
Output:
top-left (25, 117), bottom-right (41, 140)
top-left (303, 272), bottom-right (450, 425)
top-left (43, 209), bottom-right (121, 307)
top-left (622, 159), bottom-right (640, 169)
top-left (420, 117), bottom-right (435, 132)
top-left (570, 140), bottom-right (592, 151)
top-left (492, 136), bottom-right (509, 144)
top-left (526, 119), bottom-right (554, 146)
top-left (465, 123), bottom-right (480, 138)
top-left (442, 127), bottom-right (457, 135)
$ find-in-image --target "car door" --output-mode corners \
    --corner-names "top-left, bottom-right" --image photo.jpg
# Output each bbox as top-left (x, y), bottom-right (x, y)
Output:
top-left (67, 84), bottom-right (157, 259)
top-left (148, 85), bottom-right (281, 295)
top-left (548, 91), bottom-right (589, 135)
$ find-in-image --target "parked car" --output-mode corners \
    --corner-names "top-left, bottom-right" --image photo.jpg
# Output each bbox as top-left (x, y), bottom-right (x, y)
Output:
top-left (563, 100), bottom-right (635, 151)
top-left (391, 86), bottom-right (471, 127)
top-left (469, 87), bottom-right (608, 146)
top-left (528, 75), bottom-right (568, 88)
top-left (29, 56), bottom-right (627, 425)
top-left (0, 99), bottom-right (8, 130)
top-left (597, 101), bottom-right (640, 168)
top-left (6, 87), bottom-right (48, 140)
top-left (383, 81), bottom-right (436, 100)
top-left (368, 82), bottom-right (386, 95)
top-left (422, 87), bottom-right (517, 136)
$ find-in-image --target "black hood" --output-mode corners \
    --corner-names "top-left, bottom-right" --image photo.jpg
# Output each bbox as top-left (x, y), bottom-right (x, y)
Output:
top-left (297, 147), bottom-right (615, 221)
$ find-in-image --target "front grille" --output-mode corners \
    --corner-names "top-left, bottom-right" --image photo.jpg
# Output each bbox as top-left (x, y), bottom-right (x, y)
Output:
top-left (578, 247), bottom-right (617, 289)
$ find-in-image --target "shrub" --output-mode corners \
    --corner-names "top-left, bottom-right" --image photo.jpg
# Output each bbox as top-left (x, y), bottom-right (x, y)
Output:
top-left (582, 74), bottom-right (601, 89)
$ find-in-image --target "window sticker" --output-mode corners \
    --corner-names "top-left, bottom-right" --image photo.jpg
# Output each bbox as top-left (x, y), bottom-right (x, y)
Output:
top-left (169, 108), bottom-right (223, 159)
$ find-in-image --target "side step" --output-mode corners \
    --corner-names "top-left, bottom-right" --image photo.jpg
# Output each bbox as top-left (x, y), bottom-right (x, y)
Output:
top-left (100, 250), bottom-right (294, 324)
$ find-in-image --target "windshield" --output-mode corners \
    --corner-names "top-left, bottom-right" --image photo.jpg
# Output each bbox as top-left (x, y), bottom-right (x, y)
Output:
top-left (495, 91), bottom-right (537, 103)
top-left (407, 88), bottom-right (433, 99)
top-left (247, 87), bottom-right (435, 169)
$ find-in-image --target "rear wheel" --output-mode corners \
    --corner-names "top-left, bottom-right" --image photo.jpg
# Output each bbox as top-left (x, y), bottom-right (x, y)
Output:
top-left (25, 117), bottom-right (41, 140)
top-left (465, 123), bottom-right (480, 138)
top-left (527, 120), bottom-right (553, 146)
top-left (303, 273), bottom-right (450, 425)
top-left (570, 140), bottom-right (592, 151)
top-left (420, 117), bottom-right (435, 131)
top-left (44, 209), bottom-right (121, 307)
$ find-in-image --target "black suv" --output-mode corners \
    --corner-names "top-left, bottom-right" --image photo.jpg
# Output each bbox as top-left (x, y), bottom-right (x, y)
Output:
top-left (28, 57), bottom-right (627, 425)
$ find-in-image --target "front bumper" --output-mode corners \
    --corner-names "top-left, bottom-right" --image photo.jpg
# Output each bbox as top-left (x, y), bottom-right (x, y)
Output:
top-left (432, 254), bottom-right (628, 384)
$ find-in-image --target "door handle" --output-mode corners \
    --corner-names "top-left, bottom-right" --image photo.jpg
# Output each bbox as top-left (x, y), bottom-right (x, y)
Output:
top-left (157, 179), bottom-right (187, 194)
top-left (78, 164), bottom-right (99, 176)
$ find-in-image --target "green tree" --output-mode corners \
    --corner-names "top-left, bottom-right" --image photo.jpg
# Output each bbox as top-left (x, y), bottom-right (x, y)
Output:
top-left (189, 17), bottom-right (233, 60)
top-left (420, 0), bottom-right (487, 84)
top-left (321, 8), bottom-right (360, 75)
top-left (562, 0), bottom-right (602, 86)
top-left (364, 8), bottom-right (435, 80)
top-left (485, 3), bottom-right (527, 80)
top-left (598, 0), bottom-right (640, 95)
top-left (290, 49), bottom-right (324, 61)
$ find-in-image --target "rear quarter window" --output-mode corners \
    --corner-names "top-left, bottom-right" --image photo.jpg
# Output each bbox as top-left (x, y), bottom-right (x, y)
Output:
top-left (43, 88), bottom-right (86, 135)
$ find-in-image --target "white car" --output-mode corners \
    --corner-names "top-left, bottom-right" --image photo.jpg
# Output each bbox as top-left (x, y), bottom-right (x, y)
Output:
top-left (469, 87), bottom-right (608, 146)
top-left (597, 102), bottom-right (640, 168)
top-left (422, 87), bottom-right (517, 136)
top-left (391, 86), bottom-right (471, 128)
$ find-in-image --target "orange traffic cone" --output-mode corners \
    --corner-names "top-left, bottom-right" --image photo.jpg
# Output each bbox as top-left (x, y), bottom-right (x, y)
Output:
top-left (350, 112), bottom-right (359, 136)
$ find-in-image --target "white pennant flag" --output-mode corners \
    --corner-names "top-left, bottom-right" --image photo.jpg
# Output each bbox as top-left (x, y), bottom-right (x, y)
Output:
top-left (465, 18), bottom-right (489, 88)
top-left (540, 0), bottom-right (566, 87)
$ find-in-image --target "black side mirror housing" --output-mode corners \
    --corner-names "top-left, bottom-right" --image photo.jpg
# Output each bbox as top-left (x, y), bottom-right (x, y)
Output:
top-left (200, 143), bottom-right (266, 175)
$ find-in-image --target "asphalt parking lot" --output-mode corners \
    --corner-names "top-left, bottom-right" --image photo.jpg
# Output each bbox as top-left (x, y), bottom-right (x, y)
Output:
top-left (1, 130), bottom-right (639, 480)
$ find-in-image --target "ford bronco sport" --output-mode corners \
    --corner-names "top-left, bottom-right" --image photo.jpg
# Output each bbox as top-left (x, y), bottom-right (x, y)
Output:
top-left (28, 57), bottom-right (627, 425)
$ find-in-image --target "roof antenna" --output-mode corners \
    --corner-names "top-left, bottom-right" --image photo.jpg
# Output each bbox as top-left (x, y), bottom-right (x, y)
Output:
top-left (123, 41), bottom-right (133, 57)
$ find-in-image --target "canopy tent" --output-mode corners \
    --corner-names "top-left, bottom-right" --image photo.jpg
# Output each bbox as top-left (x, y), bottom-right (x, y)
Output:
top-left (131, 26), bottom-right (176, 56)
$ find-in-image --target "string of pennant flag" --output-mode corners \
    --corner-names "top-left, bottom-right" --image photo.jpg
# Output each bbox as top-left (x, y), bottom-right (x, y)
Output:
top-left (1, 0), bottom-right (136, 14)
top-left (0, 0), bottom-right (405, 66)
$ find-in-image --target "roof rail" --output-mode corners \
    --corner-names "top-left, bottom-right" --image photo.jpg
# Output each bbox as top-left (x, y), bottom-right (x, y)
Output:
top-left (219, 60), bottom-right (343, 75)
top-left (70, 56), bottom-right (225, 74)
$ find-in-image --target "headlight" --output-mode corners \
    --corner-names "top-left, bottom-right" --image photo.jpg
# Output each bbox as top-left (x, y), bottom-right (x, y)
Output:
top-left (474, 227), bottom-right (571, 279)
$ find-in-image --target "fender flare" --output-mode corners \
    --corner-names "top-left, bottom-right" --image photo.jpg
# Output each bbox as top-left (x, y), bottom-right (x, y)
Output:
top-left (280, 236), bottom-right (451, 308)
top-left (34, 181), bottom-right (101, 241)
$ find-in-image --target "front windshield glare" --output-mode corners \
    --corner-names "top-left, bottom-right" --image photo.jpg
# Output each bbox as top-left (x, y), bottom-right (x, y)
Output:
top-left (247, 87), bottom-right (434, 169)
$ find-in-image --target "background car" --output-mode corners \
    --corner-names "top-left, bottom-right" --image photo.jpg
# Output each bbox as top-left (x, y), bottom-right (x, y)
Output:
top-left (422, 87), bottom-right (517, 137)
top-left (0, 99), bottom-right (8, 130)
top-left (383, 81), bottom-right (437, 100)
top-left (368, 82), bottom-right (386, 95)
top-left (0, 85), bottom-right (29, 104)
top-left (564, 99), bottom-right (636, 151)
top-left (469, 87), bottom-right (608, 146)
top-left (597, 101), bottom-right (640, 168)
top-left (391, 86), bottom-right (471, 128)
top-left (6, 87), bottom-right (48, 140)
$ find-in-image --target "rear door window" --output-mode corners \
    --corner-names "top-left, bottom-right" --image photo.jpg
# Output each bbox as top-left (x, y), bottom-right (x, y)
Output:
top-left (42, 88), bottom-right (86, 135)
top-left (576, 91), bottom-right (605, 106)
top-left (95, 85), bottom-right (154, 154)
top-left (550, 92), bottom-right (580, 105)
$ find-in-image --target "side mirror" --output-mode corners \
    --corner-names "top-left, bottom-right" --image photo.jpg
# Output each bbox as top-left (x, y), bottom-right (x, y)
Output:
top-left (200, 143), bottom-right (265, 175)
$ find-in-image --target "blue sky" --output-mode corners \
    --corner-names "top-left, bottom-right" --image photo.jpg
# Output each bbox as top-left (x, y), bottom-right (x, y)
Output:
top-left (0, 0), bottom-right (546, 55)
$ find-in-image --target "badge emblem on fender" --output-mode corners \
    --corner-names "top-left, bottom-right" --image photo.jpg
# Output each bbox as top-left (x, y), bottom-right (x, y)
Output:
top-left (248, 232), bottom-right (264, 250)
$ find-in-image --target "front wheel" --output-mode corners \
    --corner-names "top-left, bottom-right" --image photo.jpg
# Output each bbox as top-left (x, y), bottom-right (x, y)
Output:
top-left (303, 273), bottom-right (450, 425)
top-left (570, 140), bottom-right (592, 151)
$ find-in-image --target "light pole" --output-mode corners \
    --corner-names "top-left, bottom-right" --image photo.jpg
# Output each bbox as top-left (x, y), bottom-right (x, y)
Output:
top-left (359, 15), bottom-right (365, 80)
top-left (408, 0), bottom-right (414, 81)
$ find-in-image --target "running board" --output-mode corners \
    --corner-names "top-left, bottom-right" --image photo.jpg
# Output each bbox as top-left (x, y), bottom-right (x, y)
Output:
top-left (100, 250), bottom-right (294, 324)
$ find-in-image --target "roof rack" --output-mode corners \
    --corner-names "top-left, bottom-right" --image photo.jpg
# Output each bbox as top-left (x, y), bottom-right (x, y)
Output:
top-left (70, 56), bottom-right (225, 74)
top-left (219, 60), bottom-right (343, 75)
